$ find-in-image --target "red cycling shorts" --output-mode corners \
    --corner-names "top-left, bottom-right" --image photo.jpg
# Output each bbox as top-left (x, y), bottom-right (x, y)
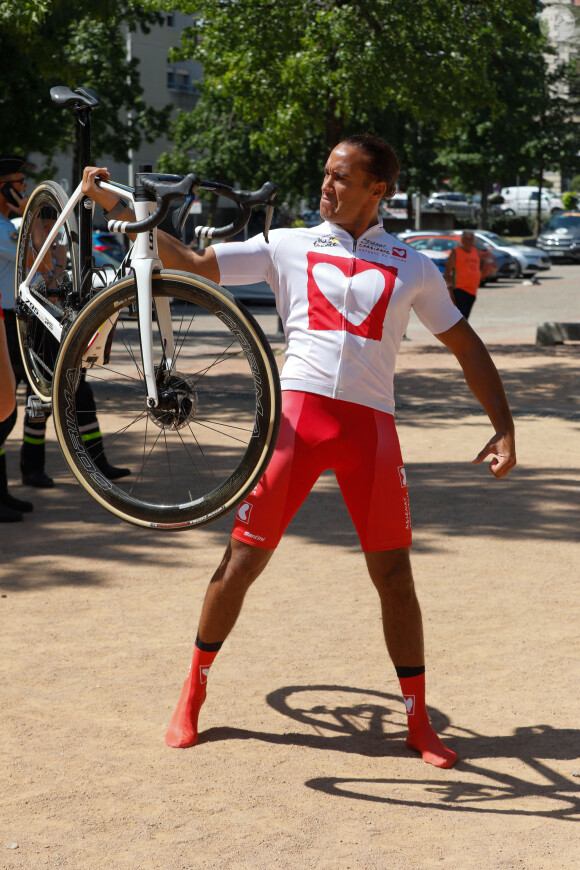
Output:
top-left (231, 390), bottom-right (412, 552)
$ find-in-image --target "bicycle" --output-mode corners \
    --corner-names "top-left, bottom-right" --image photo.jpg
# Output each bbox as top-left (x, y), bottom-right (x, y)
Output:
top-left (16, 85), bottom-right (282, 530)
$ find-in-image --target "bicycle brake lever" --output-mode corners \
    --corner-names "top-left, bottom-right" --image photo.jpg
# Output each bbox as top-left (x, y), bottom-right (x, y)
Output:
top-left (173, 195), bottom-right (194, 235)
top-left (264, 203), bottom-right (275, 244)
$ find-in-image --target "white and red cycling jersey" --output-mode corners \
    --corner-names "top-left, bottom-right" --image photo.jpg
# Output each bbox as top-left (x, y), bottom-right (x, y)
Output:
top-left (215, 219), bottom-right (461, 415)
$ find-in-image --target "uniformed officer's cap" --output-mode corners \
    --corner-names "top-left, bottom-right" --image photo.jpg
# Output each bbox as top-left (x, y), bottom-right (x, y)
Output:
top-left (0, 155), bottom-right (26, 177)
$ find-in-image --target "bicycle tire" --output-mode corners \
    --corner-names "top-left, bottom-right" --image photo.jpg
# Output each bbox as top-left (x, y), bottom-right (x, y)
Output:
top-left (52, 271), bottom-right (281, 530)
top-left (15, 181), bottom-right (79, 401)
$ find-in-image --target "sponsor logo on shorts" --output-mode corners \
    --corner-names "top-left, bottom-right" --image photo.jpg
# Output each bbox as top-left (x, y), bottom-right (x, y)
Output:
top-left (404, 694), bottom-right (415, 715)
top-left (402, 493), bottom-right (411, 530)
top-left (397, 466), bottom-right (407, 488)
top-left (237, 502), bottom-right (253, 524)
top-left (244, 531), bottom-right (266, 542)
top-left (200, 665), bottom-right (211, 684)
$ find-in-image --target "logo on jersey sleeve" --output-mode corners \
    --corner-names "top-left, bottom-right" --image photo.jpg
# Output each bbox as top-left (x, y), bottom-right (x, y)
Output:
top-left (306, 252), bottom-right (397, 340)
top-left (392, 247), bottom-right (407, 258)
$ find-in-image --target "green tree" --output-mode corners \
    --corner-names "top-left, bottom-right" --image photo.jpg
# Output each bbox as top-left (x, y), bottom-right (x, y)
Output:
top-left (160, 0), bottom-right (543, 204)
top-left (523, 57), bottom-right (580, 230)
top-left (428, 26), bottom-right (580, 229)
top-left (0, 0), bottom-right (171, 184)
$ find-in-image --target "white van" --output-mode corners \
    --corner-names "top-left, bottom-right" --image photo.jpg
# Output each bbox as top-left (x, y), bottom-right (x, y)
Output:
top-left (500, 186), bottom-right (564, 217)
top-left (381, 193), bottom-right (409, 219)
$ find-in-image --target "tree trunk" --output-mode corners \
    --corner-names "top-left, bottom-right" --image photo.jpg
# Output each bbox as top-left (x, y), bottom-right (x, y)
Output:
top-left (536, 164), bottom-right (544, 237)
top-left (480, 171), bottom-right (490, 230)
top-left (325, 97), bottom-right (344, 154)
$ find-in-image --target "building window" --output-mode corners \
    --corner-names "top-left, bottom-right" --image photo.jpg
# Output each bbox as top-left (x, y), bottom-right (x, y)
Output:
top-left (167, 67), bottom-right (197, 94)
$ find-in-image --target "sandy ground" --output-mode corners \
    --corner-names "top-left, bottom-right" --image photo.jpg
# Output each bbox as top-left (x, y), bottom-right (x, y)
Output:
top-left (1, 264), bottom-right (579, 869)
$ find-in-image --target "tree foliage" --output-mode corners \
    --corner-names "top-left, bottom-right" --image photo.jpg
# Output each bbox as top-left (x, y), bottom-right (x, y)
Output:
top-left (0, 0), bottom-right (171, 182)
top-left (159, 0), bottom-right (545, 204)
top-left (436, 48), bottom-right (580, 228)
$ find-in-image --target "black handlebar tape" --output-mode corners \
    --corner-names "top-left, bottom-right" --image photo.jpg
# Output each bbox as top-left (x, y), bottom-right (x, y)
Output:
top-left (139, 172), bottom-right (200, 203)
top-left (108, 201), bottom-right (171, 235)
top-left (109, 172), bottom-right (201, 234)
top-left (193, 180), bottom-right (278, 240)
top-left (194, 207), bottom-right (252, 240)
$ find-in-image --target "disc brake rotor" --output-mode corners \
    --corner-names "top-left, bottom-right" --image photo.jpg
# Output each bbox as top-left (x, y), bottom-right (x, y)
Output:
top-left (148, 369), bottom-right (198, 431)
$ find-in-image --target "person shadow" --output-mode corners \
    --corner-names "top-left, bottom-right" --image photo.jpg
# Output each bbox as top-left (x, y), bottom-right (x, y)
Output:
top-left (198, 684), bottom-right (579, 821)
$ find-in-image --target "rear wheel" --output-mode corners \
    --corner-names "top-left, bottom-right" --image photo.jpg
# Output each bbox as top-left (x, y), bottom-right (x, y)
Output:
top-left (16, 181), bottom-right (79, 401)
top-left (52, 272), bottom-right (281, 530)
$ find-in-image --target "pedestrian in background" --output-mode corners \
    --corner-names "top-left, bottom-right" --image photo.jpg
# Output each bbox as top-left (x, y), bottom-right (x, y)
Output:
top-left (444, 230), bottom-right (492, 320)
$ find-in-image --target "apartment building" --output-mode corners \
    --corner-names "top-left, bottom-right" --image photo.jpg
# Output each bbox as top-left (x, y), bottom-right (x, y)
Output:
top-left (31, 10), bottom-right (200, 198)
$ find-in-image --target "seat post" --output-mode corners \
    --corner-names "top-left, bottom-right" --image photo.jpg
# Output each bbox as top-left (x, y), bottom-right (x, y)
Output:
top-left (76, 106), bottom-right (95, 295)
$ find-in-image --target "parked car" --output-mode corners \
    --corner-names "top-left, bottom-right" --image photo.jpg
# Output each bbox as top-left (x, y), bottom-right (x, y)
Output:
top-left (223, 281), bottom-right (275, 305)
top-left (93, 230), bottom-right (127, 262)
top-left (380, 193), bottom-right (409, 220)
top-left (499, 186), bottom-right (564, 217)
top-left (450, 230), bottom-right (550, 277)
top-left (424, 192), bottom-right (480, 220)
top-left (536, 211), bottom-right (580, 262)
top-left (400, 232), bottom-right (498, 283)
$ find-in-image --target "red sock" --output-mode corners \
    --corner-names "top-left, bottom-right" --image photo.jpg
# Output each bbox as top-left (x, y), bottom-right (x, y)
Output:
top-left (165, 642), bottom-right (221, 749)
top-left (398, 671), bottom-right (458, 769)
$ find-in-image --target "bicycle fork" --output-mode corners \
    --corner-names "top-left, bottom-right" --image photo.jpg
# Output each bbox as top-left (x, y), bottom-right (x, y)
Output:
top-left (130, 200), bottom-right (175, 409)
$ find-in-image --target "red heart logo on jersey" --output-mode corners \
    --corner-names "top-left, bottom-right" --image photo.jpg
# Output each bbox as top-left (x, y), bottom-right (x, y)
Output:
top-left (306, 251), bottom-right (397, 340)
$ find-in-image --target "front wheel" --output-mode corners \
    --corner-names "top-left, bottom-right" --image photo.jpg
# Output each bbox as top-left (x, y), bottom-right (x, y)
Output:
top-left (52, 272), bottom-right (281, 530)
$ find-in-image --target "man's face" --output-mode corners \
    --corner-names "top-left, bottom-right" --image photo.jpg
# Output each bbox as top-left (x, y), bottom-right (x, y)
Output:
top-left (319, 144), bottom-right (385, 233)
top-left (461, 232), bottom-right (475, 251)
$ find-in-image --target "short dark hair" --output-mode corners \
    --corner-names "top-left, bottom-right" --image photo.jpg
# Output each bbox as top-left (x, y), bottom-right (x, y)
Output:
top-left (340, 134), bottom-right (400, 198)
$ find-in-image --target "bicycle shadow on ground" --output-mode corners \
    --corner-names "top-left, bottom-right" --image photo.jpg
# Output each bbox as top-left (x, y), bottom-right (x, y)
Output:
top-left (0, 430), bottom-right (237, 591)
top-left (2, 335), bottom-right (577, 589)
top-left (1, 429), bottom-right (577, 591)
top-left (198, 684), bottom-right (580, 821)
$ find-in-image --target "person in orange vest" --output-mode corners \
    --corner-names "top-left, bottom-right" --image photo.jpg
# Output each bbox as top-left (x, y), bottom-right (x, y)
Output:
top-left (444, 230), bottom-right (492, 320)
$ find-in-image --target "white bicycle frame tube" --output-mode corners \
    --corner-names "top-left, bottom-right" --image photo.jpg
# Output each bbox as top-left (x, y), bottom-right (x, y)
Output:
top-left (18, 176), bottom-right (175, 409)
top-left (18, 180), bottom-right (84, 344)
top-left (99, 181), bottom-right (175, 407)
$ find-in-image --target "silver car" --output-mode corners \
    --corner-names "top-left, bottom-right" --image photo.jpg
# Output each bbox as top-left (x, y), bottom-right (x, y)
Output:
top-left (425, 192), bottom-right (480, 220)
top-left (452, 230), bottom-right (551, 277)
top-left (536, 212), bottom-right (580, 263)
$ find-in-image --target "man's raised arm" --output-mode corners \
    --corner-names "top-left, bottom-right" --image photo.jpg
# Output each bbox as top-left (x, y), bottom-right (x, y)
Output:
top-left (435, 318), bottom-right (516, 479)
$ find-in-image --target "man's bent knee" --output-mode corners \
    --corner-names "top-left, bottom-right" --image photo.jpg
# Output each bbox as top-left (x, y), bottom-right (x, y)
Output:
top-left (210, 537), bottom-right (274, 588)
top-left (365, 547), bottom-right (414, 590)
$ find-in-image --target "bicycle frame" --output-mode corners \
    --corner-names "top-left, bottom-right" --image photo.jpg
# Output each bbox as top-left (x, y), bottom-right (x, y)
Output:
top-left (18, 178), bottom-right (175, 409)
top-left (99, 180), bottom-right (176, 406)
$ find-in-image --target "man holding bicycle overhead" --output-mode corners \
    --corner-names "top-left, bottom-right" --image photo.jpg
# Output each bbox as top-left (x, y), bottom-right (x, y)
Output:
top-left (83, 136), bottom-right (516, 768)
